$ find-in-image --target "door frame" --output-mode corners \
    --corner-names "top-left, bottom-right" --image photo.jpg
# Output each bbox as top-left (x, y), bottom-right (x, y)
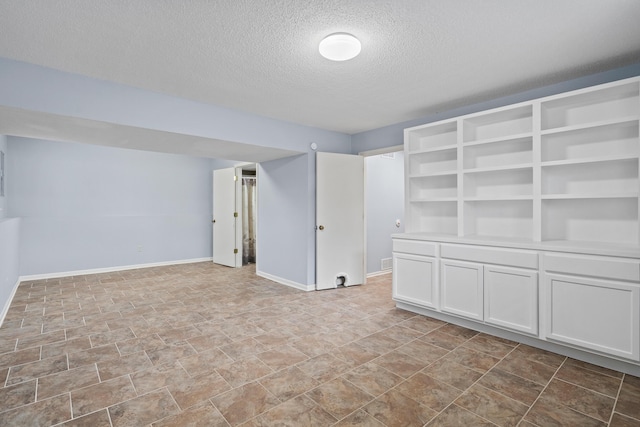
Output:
top-left (212, 162), bottom-right (258, 268)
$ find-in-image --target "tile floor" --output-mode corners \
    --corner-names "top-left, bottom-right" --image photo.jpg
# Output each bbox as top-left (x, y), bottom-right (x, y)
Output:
top-left (0, 262), bottom-right (638, 427)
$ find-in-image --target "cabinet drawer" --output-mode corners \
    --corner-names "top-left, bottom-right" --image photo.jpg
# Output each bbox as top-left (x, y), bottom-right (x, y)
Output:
top-left (544, 253), bottom-right (640, 282)
top-left (393, 239), bottom-right (437, 257)
top-left (441, 244), bottom-right (538, 269)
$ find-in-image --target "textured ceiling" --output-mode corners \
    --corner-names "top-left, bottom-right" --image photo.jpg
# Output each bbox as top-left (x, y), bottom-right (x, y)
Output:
top-left (0, 0), bottom-right (639, 135)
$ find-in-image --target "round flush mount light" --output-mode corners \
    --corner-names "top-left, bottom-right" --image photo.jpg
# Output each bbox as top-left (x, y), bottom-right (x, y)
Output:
top-left (319, 33), bottom-right (361, 61)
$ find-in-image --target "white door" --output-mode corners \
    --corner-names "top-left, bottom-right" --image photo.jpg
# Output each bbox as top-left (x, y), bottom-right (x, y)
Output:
top-left (213, 167), bottom-right (242, 267)
top-left (393, 253), bottom-right (438, 309)
top-left (316, 152), bottom-right (365, 290)
top-left (441, 259), bottom-right (484, 321)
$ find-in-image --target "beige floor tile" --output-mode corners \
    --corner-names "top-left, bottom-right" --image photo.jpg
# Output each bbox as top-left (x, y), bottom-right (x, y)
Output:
top-left (422, 358), bottom-right (483, 391)
top-left (130, 360), bottom-right (186, 395)
top-left (71, 375), bottom-right (137, 417)
top-left (67, 343), bottom-right (121, 369)
top-left (211, 382), bottom-right (280, 426)
top-left (306, 377), bottom-right (374, 419)
top-left (97, 350), bottom-right (153, 381)
top-left (363, 388), bottom-right (436, 426)
top-left (216, 356), bottom-right (273, 388)
top-left (0, 393), bottom-right (71, 426)
top-left (395, 338), bottom-right (449, 365)
top-left (332, 342), bottom-right (380, 368)
top-left (0, 378), bottom-right (36, 412)
top-left (495, 351), bottom-right (558, 385)
top-left (152, 401), bottom-right (229, 427)
top-left (179, 347), bottom-right (234, 377)
top-left (108, 388), bottom-right (180, 427)
top-left (0, 346), bottom-right (41, 370)
top-left (6, 354), bottom-right (68, 386)
top-left (426, 404), bottom-right (494, 426)
top-left (57, 409), bottom-right (112, 427)
top-left (542, 378), bottom-right (615, 422)
top-left (37, 364), bottom-right (99, 400)
top-left (525, 396), bottom-right (607, 427)
top-left (296, 353), bottom-right (351, 383)
top-left (478, 367), bottom-right (544, 406)
top-left (610, 412), bottom-right (640, 427)
top-left (334, 409), bottom-right (385, 426)
top-left (555, 362), bottom-right (622, 397)
top-left (0, 263), bottom-right (635, 427)
top-left (614, 374), bottom-right (640, 421)
top-left (166, 370), bottom-right (231, 409)
top-left (396, 372), bottom-right (462, 412)
top-left (442, 346), bottom-right (500, 373)
top-left (259, 366), bottom-right (319, 402)
top-left (455, 384), bottom-right (528, 427)
top-left (342, 362), bottom-right (403, 397)
top-left (372, 350), bottom-right (428, 378)
top-left (256, 345), bottom-right (308, 371)
top-left (253, 394), bottom-right (337, 426)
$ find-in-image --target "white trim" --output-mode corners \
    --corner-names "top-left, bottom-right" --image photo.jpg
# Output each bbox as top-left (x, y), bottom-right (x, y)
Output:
top-left (0, 279), bottom-right (21, 328)
top-left (367, 270), bottom-right (392, 278)
top-left (359, 145), bottom-right (404, 157)
top-left (19, 257), bottom-right (213, 282)
top-left (256, 270), bottom-right (314, 292)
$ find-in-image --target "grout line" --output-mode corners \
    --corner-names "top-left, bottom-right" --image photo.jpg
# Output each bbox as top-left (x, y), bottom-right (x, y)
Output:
top-left (608, 373), bottom-right (625, 426)
top-left (518, 356), bottom-right (567, 424)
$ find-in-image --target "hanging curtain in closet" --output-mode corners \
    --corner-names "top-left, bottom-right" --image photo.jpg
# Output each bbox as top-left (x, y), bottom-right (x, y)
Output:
top-left (242, 177), bottom-right (257, 265)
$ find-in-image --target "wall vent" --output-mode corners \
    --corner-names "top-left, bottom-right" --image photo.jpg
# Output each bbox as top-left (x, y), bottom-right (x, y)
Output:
top-left (381, 257), bottom-right (393, 271)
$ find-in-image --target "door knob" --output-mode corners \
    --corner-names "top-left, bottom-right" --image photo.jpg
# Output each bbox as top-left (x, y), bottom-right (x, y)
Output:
top-left (318, 225), bottom-right (324, 230)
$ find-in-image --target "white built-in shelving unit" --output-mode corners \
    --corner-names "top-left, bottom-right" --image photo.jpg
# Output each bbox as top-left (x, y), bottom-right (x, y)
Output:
top-left (405, 77), bottom-right (640, 250)
top-left (395, 77), bottom-right (640, 374)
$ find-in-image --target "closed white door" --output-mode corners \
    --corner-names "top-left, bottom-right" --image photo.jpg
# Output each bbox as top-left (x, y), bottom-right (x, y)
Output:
top-left (316, 152), bottom-right (365, 290)
top-left (393, 253), bottom-right (438, 309)
top-left (213, 167), bottom-right (242, 267)
top-left (441, 259), bottom-right (484, 320)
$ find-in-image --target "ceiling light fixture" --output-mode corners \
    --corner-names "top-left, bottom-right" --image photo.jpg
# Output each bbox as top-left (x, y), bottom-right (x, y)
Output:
top-left (319, 33), bottom-right (361, 61)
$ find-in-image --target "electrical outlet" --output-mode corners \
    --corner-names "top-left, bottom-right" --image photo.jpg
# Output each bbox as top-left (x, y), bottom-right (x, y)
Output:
top-left (137, 245), bottom-right (143, 252)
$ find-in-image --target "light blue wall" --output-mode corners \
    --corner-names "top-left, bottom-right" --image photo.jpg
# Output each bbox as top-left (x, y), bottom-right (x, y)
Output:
top-left (352, 62), bottom-right (640, 154)
top-left (7, 137), bottom-right (213, 276)
top-left (0, 58), bottom-right (350, 154)
top-left (257, 155), bottom-right (310, 285)
top-left (0, 134), bottom-right (20, 322)
top-left (366, 152), bottom-right (404, 275)
top-left (0, 135), bottom-right (6, 218)
top-left (0, 217), bottom-right (20, 321)
top-left (0, 57), bottom-right (352, 287)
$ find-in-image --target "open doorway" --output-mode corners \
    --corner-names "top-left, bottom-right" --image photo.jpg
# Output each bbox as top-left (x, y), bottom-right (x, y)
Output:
top-left (241, 168), bottom-right (257, 265)
top-left (362, 146), bottom-right (405, 278)
top-left (212, 163), bottom-right (258, 268)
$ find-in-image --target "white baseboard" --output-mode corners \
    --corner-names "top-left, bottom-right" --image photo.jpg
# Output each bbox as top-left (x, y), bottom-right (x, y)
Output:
top-left (256, 270), bottom-right (314, 292)
top-left (0, 279), bottom-right (21, 328)
top-left (19, 257), bottom-right (213, 282)
top-left (367, 270), bottom-right (392, 278)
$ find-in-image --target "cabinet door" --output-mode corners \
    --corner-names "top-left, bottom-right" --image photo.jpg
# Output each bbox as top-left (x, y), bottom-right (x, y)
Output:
top-left (441, 260), bottom-right (483, 320)
top-left (545, 273), bottom-right (640, 361)
top-left (392, 253), bottom-right (438, 310)
top-left (484, 266), bottom-right (538, 335)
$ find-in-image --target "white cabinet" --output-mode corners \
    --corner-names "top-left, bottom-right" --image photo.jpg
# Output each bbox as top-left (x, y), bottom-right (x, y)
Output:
top-left (395, 77), bottom-right (640, 371)
top-left (545, 273), bottom-right (640, 361)
top-left (441, 259), bottom-right (483, 321)
top-left (484, 265), bottom-right (538, 335)
top-left (392, 253), bottom-right (438, 309)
